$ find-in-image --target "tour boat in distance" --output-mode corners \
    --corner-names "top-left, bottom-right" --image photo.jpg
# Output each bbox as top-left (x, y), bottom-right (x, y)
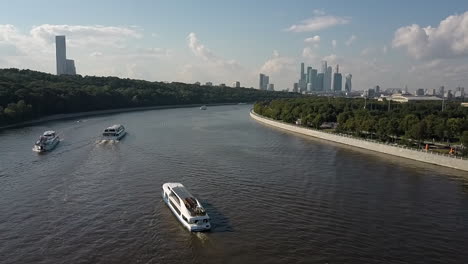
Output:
top-left (102, 124), bottom-right (126, 140)
top-left (33, 131), bottom-right (60, 152)
top-left (162, 183), bottom-right (211, 231)
top-left (200, 105), bottom-right (207, 110)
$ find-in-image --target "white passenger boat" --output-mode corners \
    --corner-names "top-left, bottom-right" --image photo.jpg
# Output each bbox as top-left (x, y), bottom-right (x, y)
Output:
top-left (102, 124), bottom-right (126, 140)
top-left (32, 131), bottom-right (60, 152)
top-left (162, 183), bottom-right (211, 231)
top-left (200, 105), bottom-right (207, 110)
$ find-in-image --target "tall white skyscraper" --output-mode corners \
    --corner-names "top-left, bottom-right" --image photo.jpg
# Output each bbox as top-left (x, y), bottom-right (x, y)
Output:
top-left (345, 74), bottom-right (352, 92)
top-left (55, 35), bottom-right (76, 75)
top-left (321, 61), bottom-right (327, 75)
top-left (325, 66), bottom-right (332, 91)
top-left (259, 73), bottom-right (269, 90)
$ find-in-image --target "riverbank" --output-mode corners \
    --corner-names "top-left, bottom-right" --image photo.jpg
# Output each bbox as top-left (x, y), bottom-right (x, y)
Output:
top-left (0, 103), bottom-right (242, 130)
top-left (250, 110), bottom-right (468, 172)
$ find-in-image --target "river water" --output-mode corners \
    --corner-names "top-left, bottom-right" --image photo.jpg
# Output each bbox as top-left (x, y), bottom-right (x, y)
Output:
top-left (1, 105), bottom-right (467, 264)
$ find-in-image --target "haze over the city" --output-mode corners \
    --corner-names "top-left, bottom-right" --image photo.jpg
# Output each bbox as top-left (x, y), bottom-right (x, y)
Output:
top-left (1, 0), bottom-right (467, 91)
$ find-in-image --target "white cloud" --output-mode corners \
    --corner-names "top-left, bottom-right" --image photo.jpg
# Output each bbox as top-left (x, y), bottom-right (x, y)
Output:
top-left (180, 32), bottom-right (248, 85)
top-left (0, 24), bottom-right (172, 81)
top-left (345, 35), bottom-right (357, 46)
top-left (313, 9), bottom-right (326, 16)
top-left (382, 45), bottom-right (388, 54)
top-left (302, 47), bottom-right (318, 60)
top-left (304, 35), bottom-right (321, 44)
top-left (286, 11), bottom-right (350, 32)
top-left (332, 40), bottom-right (337, 49)
top-left (186, 32), bottom-right (241, 70)
top-left (392, 11), bottom-right (468, 60)
top-left (360, 47), bottom-right (374, 56)
top-left (258, 50), bottom-right (297, 89)
top-left (90, 51), bottom-right (103, 57)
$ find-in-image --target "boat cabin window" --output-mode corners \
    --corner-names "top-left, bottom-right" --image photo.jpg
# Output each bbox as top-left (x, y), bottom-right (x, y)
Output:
top-left (170, 190), bottom-right (180, 206)
top-left (169, 200), bottom-right (181, 215)
top-left (182, 216), bottom-right (188, 223)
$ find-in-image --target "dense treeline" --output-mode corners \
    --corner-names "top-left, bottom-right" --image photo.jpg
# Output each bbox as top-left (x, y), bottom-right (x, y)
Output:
top-left (0, 68), bottom-right (301, 126)
top-left (254, 97), bottom-right (468, 149)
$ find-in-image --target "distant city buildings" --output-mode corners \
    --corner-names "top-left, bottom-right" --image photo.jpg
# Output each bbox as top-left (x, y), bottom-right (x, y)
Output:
top-left (415, 88), bottom-right (425, 96)
top-left (293, 82), bottom-right (299, 93)
top-left (55, 36), bottom-right (76, 75)
top-left (232, 81), bottom-right (241, 88)
top-left (205, 82), bottom-right (213, 86)
top-left (259, 73), bottom-right (276, 91)
top-left (294, 61), bottom-right (350, 94)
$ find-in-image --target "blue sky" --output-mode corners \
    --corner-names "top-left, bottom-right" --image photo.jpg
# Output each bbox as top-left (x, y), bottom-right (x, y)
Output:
top-left (1, 0), bottom-right (468, 90)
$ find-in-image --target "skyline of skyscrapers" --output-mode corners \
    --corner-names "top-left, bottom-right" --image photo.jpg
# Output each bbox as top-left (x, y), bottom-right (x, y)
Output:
top-left (295, 60), bottom-right (349, 93)
top-left (55, 35), bottom-right (76, 75)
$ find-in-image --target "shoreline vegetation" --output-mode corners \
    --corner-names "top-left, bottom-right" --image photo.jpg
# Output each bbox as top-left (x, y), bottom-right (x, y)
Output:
top-left (254, 97), bottom-right (468, 157)
top-left (0, 103), bottom-right (238, 130)
top-left (250, 110), bottom-right (468, 172)
top-left (0, 68), bottom-right (301, 128)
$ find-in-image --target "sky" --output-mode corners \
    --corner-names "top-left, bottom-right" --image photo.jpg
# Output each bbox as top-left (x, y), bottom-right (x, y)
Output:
top-left (1, 0), bottom-right (468, 91)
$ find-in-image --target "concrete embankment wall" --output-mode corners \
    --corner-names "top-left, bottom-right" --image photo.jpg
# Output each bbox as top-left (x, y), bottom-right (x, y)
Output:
top-left (250, 110), bottom-right (468, 172)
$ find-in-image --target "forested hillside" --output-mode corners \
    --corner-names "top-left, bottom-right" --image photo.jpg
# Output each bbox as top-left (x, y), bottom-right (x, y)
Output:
top-left (0, 68), bottom-right (300, 126)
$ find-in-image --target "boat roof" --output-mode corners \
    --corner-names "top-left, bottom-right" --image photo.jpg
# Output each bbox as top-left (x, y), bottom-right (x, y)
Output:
top-left (106, 124), bottom-right (123, 130)
top-left (165, 183), bottom-right (195, 200)
top-left (43, 130), bottom-right (56, 136)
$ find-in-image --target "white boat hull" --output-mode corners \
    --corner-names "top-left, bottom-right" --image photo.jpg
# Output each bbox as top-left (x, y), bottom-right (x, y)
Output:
top-left (102, 131), bottom-right (126, 141)
top-left (162, 195), bottom-right (211, 231)
top-left (162, 186), bottom-right (211, 232)
top-left (33, 138), bottom-right (59, 152)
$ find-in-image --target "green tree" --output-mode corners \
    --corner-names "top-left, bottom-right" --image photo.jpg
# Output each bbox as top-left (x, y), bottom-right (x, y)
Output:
top-left (312, 114), bottom-right (324, 129)
top-left (446, 118), bottom-right (463, 140)
top-left (461, 131), bottom-right (468, 147)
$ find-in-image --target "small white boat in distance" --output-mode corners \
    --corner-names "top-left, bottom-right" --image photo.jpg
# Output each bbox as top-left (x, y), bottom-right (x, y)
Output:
top-left (33, 131), bottom-right (59, 152)
top-left (102, 124), bottom-right (126, 140)
top-left (162, 183), bottom-right (211, 231)
top-left (200, 105), bottom-right (207, 110)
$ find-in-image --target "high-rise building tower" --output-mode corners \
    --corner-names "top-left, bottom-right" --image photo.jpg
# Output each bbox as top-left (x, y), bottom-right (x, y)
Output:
top-left (55, 36), bottom-right (67, 75)
top-left (439, 86), bottom-right (445, 97)
top-left (310, 69), bottom-right (317, 91)
top-left (55, 35), bottom-right (76, 75)
top-left (321, 61), bottom-right (327, 75)
top-left (316, 73), bottom-right (324, 91)
top-left (333, 64), bottom-right (342, 92)
top-left (306, 66), bottom-right (312, 84)
top-left (326, 66), bottom-right (332, 91)
top-left (345, 74), bottom-right (352, 93)
top-left (259, 73), bottom-right (269, 90)
top-left (293, 83), bottom-right (299, 93)
top-left (300, 63), bottom-right (305, 82)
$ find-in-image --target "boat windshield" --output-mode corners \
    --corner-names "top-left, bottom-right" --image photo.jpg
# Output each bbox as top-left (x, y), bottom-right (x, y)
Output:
top-left (183, 197), bottom-right (206, 216)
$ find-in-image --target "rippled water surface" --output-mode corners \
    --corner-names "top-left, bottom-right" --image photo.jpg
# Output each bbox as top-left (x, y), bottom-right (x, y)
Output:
top-left (1, 105), bottom-right (468, 264)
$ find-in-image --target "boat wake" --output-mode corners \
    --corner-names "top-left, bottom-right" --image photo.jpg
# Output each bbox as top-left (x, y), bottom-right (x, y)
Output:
top-left (194, 232), bottom-right (210, 244)
top-left (96, 139), bottom-right (119, 145)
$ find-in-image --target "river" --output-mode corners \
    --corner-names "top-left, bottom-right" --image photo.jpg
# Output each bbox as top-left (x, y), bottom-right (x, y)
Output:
top-left (1, 105), bottom-right (467, 264)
